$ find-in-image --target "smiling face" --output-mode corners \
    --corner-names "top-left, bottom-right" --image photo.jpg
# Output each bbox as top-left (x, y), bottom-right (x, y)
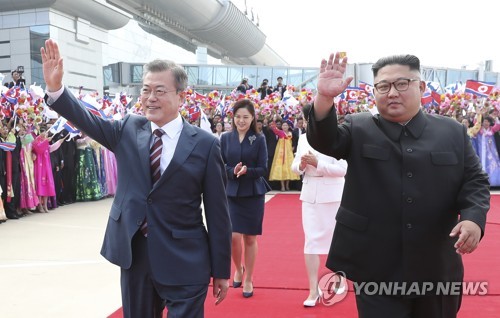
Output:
top-left (140, 70), bottom-right (184, 127)
top-left (233, 107), bottom-right (254, 134)
top-left (374, 64), bottom-right (424, 123)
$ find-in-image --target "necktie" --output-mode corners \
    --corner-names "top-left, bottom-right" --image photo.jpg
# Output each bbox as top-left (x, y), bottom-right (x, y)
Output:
top-left (141, 129), bottom-right (164, 237)
top-left (150, 129), bottom-right (164, 184)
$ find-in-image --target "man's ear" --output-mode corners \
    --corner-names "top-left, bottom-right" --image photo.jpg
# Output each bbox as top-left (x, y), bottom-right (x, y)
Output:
top-left (419, 81), bottom-right (426, 94)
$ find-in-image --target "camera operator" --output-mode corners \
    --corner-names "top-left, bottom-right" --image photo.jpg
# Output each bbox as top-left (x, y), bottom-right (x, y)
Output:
top-left (8, 69), bottom-right (26, 88)
top-left (257, 79), bottom-right (273, 100)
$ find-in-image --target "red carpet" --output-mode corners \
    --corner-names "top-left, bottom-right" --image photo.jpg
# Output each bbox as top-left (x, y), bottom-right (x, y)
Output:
top-left (109, 194), bottom-right (500, 317)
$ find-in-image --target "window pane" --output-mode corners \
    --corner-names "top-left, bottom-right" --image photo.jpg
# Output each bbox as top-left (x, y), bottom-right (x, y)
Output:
top-left (484, 72), bottom-right (498, 84)
top-left (213, 66), bottom-right (228, 86)
top-left (256, 67), bottom-right (272, 87)
top-left (228, 67), bottom-right (243, 88)
top-left (198, 66), bottom-right (213, 85)
top-left (29, 25), bottom-right (50, 88)
top-left (288, 69), bottom-right (304, 87)
top-left (131, 64), bottom-right (143, 83)
top-left (185, 66), bottom-right (199, 87)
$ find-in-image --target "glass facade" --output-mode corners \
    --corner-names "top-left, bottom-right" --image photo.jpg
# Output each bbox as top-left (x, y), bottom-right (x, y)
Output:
top-left (182, 64), bottom-right (319, 94)
top-left (102, 62), bottom-right (500, 96)
top-left (29, 25), bottom-right (50, 88)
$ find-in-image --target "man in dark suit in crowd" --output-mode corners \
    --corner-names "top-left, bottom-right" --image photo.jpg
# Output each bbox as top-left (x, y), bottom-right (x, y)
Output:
top-left (7, 70), bottom-right (26, 88)
top-left (41, 39), bottom-right (232, 318)
top-left (257, 79), bottom-right (272, 100)
top-left (273, 76), bottom-right (286, 99)
top-left (292, 116), bottom-right (306, 154)
top-left (58, 129), bottom-right (77, 205)
top-left (307, 52), bottom-right (490, 318)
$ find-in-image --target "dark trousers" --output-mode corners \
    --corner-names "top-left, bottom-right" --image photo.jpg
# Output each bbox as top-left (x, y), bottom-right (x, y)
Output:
top-left (120, 232), bottom-right (208, 318)
top-left (355, 292), bottom-right (462, 318)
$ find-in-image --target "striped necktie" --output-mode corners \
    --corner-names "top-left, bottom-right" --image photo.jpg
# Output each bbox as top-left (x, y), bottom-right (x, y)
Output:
top-left (141, 129), bottom-right (164, 237)
top-left (150, 129), bottom-right (164, 184)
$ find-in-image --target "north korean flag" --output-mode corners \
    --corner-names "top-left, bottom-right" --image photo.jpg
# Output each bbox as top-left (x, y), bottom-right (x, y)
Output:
top-left (431, 91), bottom-right (442, 106)
top-left (345, 87), bottom-right (364, 101)
top-left (421, 92), bottom-right (432, 106)
top-left (359, 81), bottom-right (374, 96)
top-left (465, 80), bottom-right (495, 98)
top-left (189, 105), bottom-right (201, 121)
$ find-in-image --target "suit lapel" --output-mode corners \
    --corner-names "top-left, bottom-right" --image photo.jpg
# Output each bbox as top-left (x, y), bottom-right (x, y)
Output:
top-left (154, 120), bottom-right (197, 189)
top-left (137, 121), bottom-right (153, 185)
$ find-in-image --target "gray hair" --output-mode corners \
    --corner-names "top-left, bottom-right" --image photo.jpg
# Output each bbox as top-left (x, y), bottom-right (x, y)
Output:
top-left (143, 59), bottom-right (188, 92)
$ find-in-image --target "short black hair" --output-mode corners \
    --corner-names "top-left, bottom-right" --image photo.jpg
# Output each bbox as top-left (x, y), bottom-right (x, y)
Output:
top-left (371, 54), bottom-right (420, 77)
top-left (277, 76), bottom-right (283, 80)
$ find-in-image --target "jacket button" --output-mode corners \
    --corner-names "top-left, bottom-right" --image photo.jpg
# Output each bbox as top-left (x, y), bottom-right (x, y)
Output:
top-left (406, 223), bottom-right (413, 229)
top-left (137, 220), bottom-right (143, 225)
top-left (407, 172), bottom-right (413, 178)
top-left (406, 197), bottom-right (413, 203)
top-left (147, 199), bottom-right (153, 204)
top-left (406, 148), bottom-right (413, 153)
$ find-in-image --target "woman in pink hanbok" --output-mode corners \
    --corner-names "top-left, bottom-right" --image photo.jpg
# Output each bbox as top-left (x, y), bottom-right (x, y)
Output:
top-left (18, 126), bottom-right (39, 213)
top-left (102, 146), bottom-right (117, 196)
top-left (32, 129), bottom-right (56, 212)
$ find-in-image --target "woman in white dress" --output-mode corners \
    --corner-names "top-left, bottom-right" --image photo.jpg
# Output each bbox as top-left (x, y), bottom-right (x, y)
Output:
top-left (291, 104), bottom-right (347, 307)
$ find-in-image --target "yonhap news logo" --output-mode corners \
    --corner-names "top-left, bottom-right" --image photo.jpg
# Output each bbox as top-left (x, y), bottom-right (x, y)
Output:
top-left (318, 273), bottom-right (489, 306)
top-left (318, 271), bottom-right (349, 306)
top-left (351, 281), bottom-right (488, 296)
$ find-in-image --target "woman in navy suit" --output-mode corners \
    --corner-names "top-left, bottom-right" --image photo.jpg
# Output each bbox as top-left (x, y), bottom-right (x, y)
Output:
top-left (220, 99), bottom-right (270, 298)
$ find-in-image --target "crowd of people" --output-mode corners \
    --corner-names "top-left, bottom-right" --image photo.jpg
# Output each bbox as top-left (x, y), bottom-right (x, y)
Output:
top-left (0, 115), bottom-right (117, 223)
top-left (0, 40), bottom-right (494, 318)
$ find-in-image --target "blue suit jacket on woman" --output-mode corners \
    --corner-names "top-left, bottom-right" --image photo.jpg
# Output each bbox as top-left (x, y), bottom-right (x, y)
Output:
top-left (220, 130), bottom-right (270, 197)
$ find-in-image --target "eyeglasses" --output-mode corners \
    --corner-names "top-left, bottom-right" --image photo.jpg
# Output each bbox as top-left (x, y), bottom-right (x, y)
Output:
top-left (373, 78), bottom-right (420, 94)
top-left (140, 87), bottom-right (177, 98)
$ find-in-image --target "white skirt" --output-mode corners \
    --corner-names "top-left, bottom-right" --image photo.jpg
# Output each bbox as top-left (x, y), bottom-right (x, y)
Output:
top-left (302, 201), bottom-right (340, 254)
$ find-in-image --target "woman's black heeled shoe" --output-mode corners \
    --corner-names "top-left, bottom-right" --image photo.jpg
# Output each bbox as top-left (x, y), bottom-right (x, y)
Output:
top-left (242, 282), bottom-right (253, 298)
top-left (232, 266), bottom-right (245, 288)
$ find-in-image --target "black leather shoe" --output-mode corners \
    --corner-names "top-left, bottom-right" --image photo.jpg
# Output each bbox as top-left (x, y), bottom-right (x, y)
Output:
top-left (6, 213), bottom-right (20, 220)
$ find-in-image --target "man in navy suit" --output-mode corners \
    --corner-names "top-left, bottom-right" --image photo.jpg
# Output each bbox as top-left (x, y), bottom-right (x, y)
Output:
top-left (41, 39), bottom-right (231, 318)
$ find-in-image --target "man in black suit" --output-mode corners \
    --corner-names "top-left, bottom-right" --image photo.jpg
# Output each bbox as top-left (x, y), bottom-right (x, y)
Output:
top-left (307, 53), bottom-right (490, 318)
top-left (7, 70), bottom-right (26, 88)
top-left (273, 76), bottom-right (286, 99)
top-left (41, 39), bottom-right (231, 318)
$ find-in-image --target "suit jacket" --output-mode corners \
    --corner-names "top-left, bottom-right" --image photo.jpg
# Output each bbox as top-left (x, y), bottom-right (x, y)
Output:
top-left (291, 133), bottom-right (346, 203)
top-left (48, 89), bottom-right (232, 286)
top-left (220, 130), bottom-right (270, 197)
top-left (307, 108), bottom-right (490, 285)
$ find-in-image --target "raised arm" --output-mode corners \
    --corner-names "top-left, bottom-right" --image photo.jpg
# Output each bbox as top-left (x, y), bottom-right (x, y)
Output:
top-left (314, 52), bottom-right (353, 120)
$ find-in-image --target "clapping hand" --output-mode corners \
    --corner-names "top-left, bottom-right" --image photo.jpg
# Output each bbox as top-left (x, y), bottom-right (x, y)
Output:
top-left (300, 151), bottom-right (318, 170)
top-left (234, 162), bottom-right (247, 178)
top-left (40, 39), bottom-right (64, 92)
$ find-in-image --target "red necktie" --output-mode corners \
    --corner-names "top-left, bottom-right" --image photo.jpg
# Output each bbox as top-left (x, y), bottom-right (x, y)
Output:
top-left (141, 129), bottom-right (164, 237)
